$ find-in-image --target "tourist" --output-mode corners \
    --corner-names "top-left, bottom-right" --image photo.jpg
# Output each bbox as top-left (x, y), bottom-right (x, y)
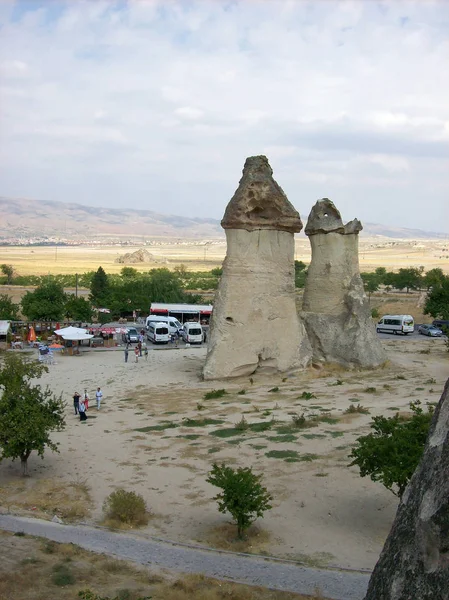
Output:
top-left (96, 387), bottom-right (103, 410)
top-left (144, 345), bottom-right (148, 360)
top-left (73, 391), bottom-right (80, 415)
top-left (134, 346), bottom-right (139, 363)
top-left (83, 389), bottom-right (89, 411)
top-left (138, 340), bottom-right (142, 357)
top-left (124, 345), bottom-right (129, 363)
top-left (79, 398), bottom-right (87, 421)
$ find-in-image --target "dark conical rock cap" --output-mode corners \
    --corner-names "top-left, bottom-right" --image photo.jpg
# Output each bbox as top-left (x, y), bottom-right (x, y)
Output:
top-left (221, 155), bottom-right (303, 233)
top-left (305, 198), bottom-right (363, 236)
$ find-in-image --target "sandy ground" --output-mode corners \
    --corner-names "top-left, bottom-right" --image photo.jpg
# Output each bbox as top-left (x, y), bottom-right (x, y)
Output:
top-left (0, 337), bottom-right (448, 573)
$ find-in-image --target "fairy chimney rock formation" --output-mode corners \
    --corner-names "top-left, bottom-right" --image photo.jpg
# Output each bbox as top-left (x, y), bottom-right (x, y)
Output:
top-left (364, 378), bottom-right (449, 600)
top-left (301, 199), bottom-right (386, 368)
top-left (203, 155), bottom-right (311, 380)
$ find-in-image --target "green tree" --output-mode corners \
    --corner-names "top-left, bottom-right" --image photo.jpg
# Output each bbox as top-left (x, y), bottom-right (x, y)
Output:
top-left (206, 463), bottom-right (273, 538)
top-left (21, 279), bottom-right (66, 321)
top-left (393, 267), bottom-right (423, 293)
top-left (349, 401), bottom-right (433, 498)
top-left (0, 294), bottom-right (20, 320)
top-left (89, 266), bottom-right (110, 307)
top-left (423, 268), bottom-right (445, 290)
top-left (294, 260), bottom-right (308, 288)
top-left (0, 264), bottom-right (14, 284)
top-left (148, 268), bottom-right (187, 303)
top-left (120, 267), bottom-right (138, 279)
top-left (0, 354), bottom-right (66, 476)
top-left (64, 295), bottom-right (93, 322)
top-left (361, 273), bottom-right (380, 302)
top-left (423, 275), bottom-right (449, 320)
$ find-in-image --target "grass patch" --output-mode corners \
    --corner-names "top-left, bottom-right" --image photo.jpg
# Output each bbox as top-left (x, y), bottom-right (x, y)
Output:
top-left (250, 444), bottom-right (267, 450)
top-left (182, 418), bottom-right (224, 427)
top-left (203, 389), bottom-right (227, 400)
top-left (314, 472), bottom-right (329, 477)
top-left (237, 389), bottom-right (246, 395)
top-left (315, 415), bottom-right (339, 425)
top-left (178, 434), bottom-right (200, 440)
top-left (134, 422), bottom-right (179, 432)
top-left (268, 386), bottom-right (279, 393)
top-left (364, 387), bottom-right (377, 394)
top-left (298, 453), bottom-right (319, 462)
top-left (209, 428), bottom-right (241, 438)
top-left (265, 450), bottom-right (299, 459)
top-left (207, 447), bottom-right (221, 454)
top-left (327, 431), bottom-right (344, 438)
top-left (235, 416), bottom-right (249, 431)
top-left (267, 434), bottom-right (297, 443)
top-left (298, 391), bottom-right (317, 400)
top-left (302, 433), bottom-right (326, 439)
top-left (248, 421), bottom-right (273, 432)
top-left (227, 438), bottom-right (245, 445)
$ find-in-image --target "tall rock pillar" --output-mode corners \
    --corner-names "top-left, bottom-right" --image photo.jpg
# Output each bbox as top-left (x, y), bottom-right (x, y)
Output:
top-left (203, 155), bottom-right (311, 380)
top-left (301, 199), bottom-right (386, 368)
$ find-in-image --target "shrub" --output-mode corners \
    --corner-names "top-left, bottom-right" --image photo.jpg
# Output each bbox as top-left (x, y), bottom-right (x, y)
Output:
top-left (268, 386), bottom-right (279, 393)
top-left (371, 307), bottom-right (380, 319)
top-left (299, 391), bottom-right (317, 399)
top-left (52, 563), bottom-right (76, 586)
top-left (206, 463), bottom-right (272, 538)
top-left (344, 404), bottom-right (370, 415)
top-left (349, 401), bottom-right (434, 497)
top-left (235, 416), bottom-right (249, 431)
top-left (203, 389), bottom-right (227, 400)
top-left (103, 489), bottom-right (149, 527)
top-left (291, 413), bottom-right (306, 428)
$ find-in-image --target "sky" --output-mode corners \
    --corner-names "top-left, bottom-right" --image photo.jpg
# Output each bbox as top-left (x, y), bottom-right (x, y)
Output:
top-left (0, 0), bottom-right (448, 232)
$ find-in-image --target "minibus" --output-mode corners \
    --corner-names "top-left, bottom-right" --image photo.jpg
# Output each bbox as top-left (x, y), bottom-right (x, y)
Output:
top-left (181, 322), bottom-right (204, 344)
top-left (145, 315), bottom-right (183, 336)
top-left (376, 315), bottom-right (414, 335)
top-left (147, 322), bottom-right (170, 344)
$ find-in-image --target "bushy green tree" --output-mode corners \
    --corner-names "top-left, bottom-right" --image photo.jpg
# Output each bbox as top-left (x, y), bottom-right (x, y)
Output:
top-left (423, 268), bottom-right (445, 290)
top-left (21, 279), bottom-right (66, 321)
top-left (0, 294), bottom-right (20, 320)
top-left (89, 266), bottom-right (110, 307)
top-left (0, 264), bottom-right (14, 284)
top-left (424, 275), bottom-right (449, 320)
top-left (294, 260), bottom-right (308, 288)
top-left (207, 463), bottom-right (273, 538)
top-left (64, 295), bottom-right (93, 321)
top-left (349, 401), bottom-right (433, 498)
top-left (361, 273), bottom-right (380, 302)
top-left (0, 354), bottom-right (66, 476)
top-left (393, 267), bottom-right (423, 293)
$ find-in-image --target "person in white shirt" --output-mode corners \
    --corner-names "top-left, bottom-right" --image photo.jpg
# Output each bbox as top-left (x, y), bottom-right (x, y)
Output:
top-left (96, 387), bottom-right (103, 410)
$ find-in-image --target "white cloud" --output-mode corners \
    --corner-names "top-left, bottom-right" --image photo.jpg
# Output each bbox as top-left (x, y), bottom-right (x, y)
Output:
top-left (0, 0), bottom-right (447, 232)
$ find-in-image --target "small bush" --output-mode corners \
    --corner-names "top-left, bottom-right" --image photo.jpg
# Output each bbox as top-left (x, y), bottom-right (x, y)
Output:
top-left (299, 391), bottom-right (317, 399)
top-left (268, 386), bottom-right (279, 393)
top-left (344, 404), bottom-right (370, 415)
top-left (204, 389), bottom-right (227, 400)
top-left (395, 375), bottom-right (406, 380)
top-left (103, 489), bottom-right (149, 527)
top-left (425, 378), bottom-right (436, 384)
top-left (52, 562), bottom-right (76, 586)
top-left (237, 389), bottom-right (246, 395)
top-left (291, 413), bottom-right (306, 428)
top-left (235, 416), bottom-right (249, 431)
top-left (371, 307), bottom-right (380, 318)
top-left (364, 387), bottom-right (377, 393)
top-left (328, 380), bottom-right (344, 387)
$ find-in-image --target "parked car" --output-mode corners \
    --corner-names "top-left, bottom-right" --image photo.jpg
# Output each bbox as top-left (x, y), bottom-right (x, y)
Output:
top-left (432, 319), bottom-right (449, 331)
top-left (418, 324), bottom-right (443, 337)
top-left (122, 327), bottom-right (139, 344)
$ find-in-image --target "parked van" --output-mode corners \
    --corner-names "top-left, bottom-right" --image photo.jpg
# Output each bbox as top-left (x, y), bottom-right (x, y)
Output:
top-left (376, 315), bottom-right (414, 335)
top-left (145, 315), bottom-right (183, 336)
top-left (181, 322), bottom-right (203, 344)
top-left (147, 322), bottom-right (170, 344)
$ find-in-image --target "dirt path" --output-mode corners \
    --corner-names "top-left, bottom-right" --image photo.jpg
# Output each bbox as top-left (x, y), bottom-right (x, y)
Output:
top-left (0, 514), bottom-right (369, 600)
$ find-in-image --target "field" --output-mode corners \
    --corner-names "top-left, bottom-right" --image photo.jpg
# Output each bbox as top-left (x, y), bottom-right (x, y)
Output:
top-left (0, 237), bottom-right (448, 276)
top-left (0, 531), bottom-right (319, 600)
top-left (0, 335), bottom-right (447, 581)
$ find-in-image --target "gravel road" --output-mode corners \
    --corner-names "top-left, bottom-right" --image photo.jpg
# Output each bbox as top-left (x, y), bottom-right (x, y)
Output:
top-left (0, 515), bottom-right (369, 600)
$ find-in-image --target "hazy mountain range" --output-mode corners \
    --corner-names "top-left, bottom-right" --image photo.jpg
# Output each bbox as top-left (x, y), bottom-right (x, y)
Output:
top-left (1, 196), bottom-right (447, 241)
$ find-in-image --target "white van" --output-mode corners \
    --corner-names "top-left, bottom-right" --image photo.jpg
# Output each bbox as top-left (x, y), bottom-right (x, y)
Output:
top-left (181, 322), bottom-right (203, 344)
top-left (147, 322), bottom-right (170, 344)
top-left (145, 315), bottom-right (183, 336)
top-left (376, 315), bottom-right (414, 335)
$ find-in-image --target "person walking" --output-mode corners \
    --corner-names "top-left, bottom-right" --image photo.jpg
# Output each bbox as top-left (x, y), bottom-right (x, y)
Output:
top-left (144, 345), bottom-right (148, 360)
top-left (79, 398), bottom-right (87, 421)
top-left (83, 389), bottom-right (89, 411)
top-left (73, 391), bottom-right (80, 415)
top-left (138, 340), bottom-right (142, 357)
top-left (134, 346), bottom-right (139, 363)
top-left (96, 387), bottom-right (103, 410)
top-left (124, 345), bottom-right (129, 363)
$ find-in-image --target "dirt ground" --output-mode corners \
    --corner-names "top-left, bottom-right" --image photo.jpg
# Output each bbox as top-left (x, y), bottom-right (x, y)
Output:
top-left (0, 336), bottom-right (447, 575)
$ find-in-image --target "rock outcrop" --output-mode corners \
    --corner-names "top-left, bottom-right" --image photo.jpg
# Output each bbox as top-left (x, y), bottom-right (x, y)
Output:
top-left (301, 199), bottom-right (386, 368)
top-left (364, 378), bottom-right (449, 600)
top-left (115, 248), bottom-right (161, 264)
top-left (203, 155), bottom-right (311, 380)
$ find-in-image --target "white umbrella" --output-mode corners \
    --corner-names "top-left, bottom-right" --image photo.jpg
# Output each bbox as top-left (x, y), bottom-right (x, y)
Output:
top-left (54, 326), bottom-right (93, 341)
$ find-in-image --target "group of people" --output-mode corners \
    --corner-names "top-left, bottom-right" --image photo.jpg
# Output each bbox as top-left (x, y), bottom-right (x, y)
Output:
top-left (124, 332), bottom-right (149, 363)
top-left (73, 387), bottom-right (103, 421)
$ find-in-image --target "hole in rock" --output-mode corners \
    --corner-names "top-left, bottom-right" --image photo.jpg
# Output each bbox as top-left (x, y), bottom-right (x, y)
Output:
top-left (226, 317), bottom-right (234, 322)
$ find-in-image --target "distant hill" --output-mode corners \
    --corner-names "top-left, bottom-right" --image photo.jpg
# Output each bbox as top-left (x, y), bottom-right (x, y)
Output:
top-left (0, 196), bottom-right (447, 241)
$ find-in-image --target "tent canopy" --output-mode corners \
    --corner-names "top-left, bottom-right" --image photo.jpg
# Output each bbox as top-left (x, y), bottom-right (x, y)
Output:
top-left (55, 326), bottom-right (93, 341)
top-left (0, 321), bottom-right (11, 336)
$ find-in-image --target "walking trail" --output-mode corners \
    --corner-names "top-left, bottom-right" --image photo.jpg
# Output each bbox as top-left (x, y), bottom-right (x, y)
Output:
top-left (0, 514), bottom-right (370, 600)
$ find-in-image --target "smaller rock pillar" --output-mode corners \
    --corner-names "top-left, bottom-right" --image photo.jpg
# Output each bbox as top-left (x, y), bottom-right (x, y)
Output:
top-left (301, 199), bottom-right (386, 368)
top-left (203, 155), bottom-right (311, 380)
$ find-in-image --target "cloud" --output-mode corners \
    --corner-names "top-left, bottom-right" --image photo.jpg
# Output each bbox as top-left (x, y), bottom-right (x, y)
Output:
top-left (0, 0), bottom-right (448, 232)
